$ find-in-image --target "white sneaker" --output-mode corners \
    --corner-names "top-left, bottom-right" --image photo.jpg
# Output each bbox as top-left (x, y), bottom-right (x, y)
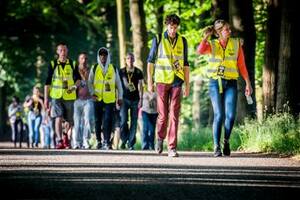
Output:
top-left (168, 149), bottom-right (179, 157)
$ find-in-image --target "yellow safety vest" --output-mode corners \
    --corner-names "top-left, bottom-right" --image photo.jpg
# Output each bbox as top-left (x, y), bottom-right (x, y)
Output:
top-left (207, 38), bottom-right (240, 80)
top-left (49, 59), bottom-right (76, 100)
top-left (93, 64), bottom-right (116, 103)
top-left (154, 34), bottom-right (185, 84)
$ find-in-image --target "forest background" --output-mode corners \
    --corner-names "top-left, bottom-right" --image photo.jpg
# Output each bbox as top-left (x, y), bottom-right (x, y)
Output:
top-left (0, 0), bottom-right (299, 154)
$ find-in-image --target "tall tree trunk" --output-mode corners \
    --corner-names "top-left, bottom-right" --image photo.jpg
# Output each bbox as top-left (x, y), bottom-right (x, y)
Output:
top-left (116, 0), bottom-right (126, 68)
top-left (229, 0), bottom-right (256, 123)
top-left (129, 0), bottom-right (149, 73)
top-left (212, 0), bottom-right (229, 20)
top-left (276, 0), bottom-right (294, 112)
top-left (155, 5), bottom-right (164, 34)
top-left (263, 0), bottom-right (281, 116)
top-left (0, 85), bottom-right (6, 137)
top-left (192, 77), bottom-right (202, 130)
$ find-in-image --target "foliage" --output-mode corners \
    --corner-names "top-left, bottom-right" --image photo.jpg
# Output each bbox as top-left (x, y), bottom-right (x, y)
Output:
top-left (236, 113), bottom-right (300, 154)
top-left (253, 0), bottom-right (267, 87)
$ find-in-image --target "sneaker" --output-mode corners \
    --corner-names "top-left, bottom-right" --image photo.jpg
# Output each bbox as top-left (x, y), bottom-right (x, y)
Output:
top-left (156, 139), bottom-right (163, 154)
top-left (96, 142), bottom-right (102, 149)
top-left (129, 146), bottom-right (135, 150)
top-left (101, 143), bottom-right (112, 150)
top-left (120, 142), bottom-right (126, 150)
top-left (223, 140), bottom-right (231, 156)
top-left (214, 146), bottom-right (222, 157)
top-left (168, 149), bottom-right (179, 157)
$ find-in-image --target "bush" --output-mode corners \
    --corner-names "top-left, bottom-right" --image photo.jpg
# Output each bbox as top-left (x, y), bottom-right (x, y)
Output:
top-left (236, 113), bottom-right (300, 154)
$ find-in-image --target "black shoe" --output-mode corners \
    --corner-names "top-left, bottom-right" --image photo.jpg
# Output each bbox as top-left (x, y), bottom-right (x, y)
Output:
top-left (223, 141), bottom-right (231, 156)
top-left (96, 142), bottom-right (102, 149)
top-left (156, 139), bottom-right (163, 154)
top-left (120, 142), bottom-right (126, 150)
top-left (214, 146), bottom-right (222, 157)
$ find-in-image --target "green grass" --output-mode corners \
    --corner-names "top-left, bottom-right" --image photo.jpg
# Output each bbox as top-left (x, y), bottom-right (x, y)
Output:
top-left (235, 113), bottom-right (300, 155)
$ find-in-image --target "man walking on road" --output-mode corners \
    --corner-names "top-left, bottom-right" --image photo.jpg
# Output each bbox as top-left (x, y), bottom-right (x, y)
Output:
top-left (44, 43), bottom-right (80, 149)
top-left (147, 14), bottom-right (190, 157)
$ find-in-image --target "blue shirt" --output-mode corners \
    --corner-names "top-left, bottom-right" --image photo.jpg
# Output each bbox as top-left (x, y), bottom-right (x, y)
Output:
top-left (147, 31), bottom-right (189, 87)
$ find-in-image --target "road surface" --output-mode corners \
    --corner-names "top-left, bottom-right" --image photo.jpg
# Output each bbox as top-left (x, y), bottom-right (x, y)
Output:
top-left (1, 142), bottom-right (300, 199)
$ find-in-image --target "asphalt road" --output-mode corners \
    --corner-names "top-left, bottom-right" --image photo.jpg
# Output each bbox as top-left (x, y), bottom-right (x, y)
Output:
top-left (1, 142), bottom-right (300, 200)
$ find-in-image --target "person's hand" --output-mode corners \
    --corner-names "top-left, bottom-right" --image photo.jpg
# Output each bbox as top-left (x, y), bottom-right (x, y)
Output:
top-left (138, 99), bottom-right (143, 108)
top-left (92, 95), bottom-right (98, 101)
top-left (245, 83), bottom-right (253, 96)
top-left (183, 84), bottom-right (190, 97)
top-left (117, 99), bottom-right (123, 107)
top-left (203, 26), bottom-right (214, 40)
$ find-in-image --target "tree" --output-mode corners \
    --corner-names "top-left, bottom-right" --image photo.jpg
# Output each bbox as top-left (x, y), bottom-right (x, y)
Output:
top-left (116, 0), bottom-right (127, 68)
top-left (276, 0), bottom-right (298, 113)
top-left (263, 0), bottom-right (280, 115)
top-left (229, 0), bottom-right (257, 122)
top-left (129, 0), bottom-right (149, 73)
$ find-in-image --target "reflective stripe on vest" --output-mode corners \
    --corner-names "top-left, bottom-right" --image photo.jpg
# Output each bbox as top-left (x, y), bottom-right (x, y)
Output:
top-left (93, 64), bottom-right (116, 103)
top-left (154, 34), bottom-right (184, 84)
top-left (207, 38), bottom-right (239, 80)
top-left (49, 59), bottom-right (76, 100)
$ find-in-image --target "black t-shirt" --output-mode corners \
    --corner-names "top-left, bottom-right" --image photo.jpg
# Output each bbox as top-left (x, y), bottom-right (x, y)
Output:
top-left (119, 67), bottom-right (143, 101)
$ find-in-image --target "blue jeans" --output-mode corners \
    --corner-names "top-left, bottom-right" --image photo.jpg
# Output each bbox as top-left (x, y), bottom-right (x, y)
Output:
top-left (120, 98), bottom-right (139, 148)
top-left (209, 79), bottom-right (237, 147)
top-left (73, 99), bottom-right (94, 148)
top-left (28, 111), bottom-right (42, 146)
top-left (142, 111), bottom-right (158, 150)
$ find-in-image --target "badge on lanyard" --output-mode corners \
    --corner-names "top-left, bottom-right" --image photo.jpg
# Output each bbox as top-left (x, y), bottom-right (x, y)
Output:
top-left (128, 82), bottom-right (136, 92)
top-left (217, 65), bottom-right (225, 76)
top-left (105, 82), bottom-right (111, 92)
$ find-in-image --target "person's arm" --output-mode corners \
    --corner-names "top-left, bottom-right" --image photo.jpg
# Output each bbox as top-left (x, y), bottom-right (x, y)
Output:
top-left (147, 63), bottom-right (154, 92)
top-left (88, 65), bottom-right (96, 100)
top-left (147, 36), bottom-right (158, 92)
top-left (115, 69), bottom-right (123, 106)
top-left (183, 37), bottom-right (190, 97)
top-left (44, 62), bottom-right (54, 109)
top-left (138, 77), bottom-right (143, 108)
top-left (8, 105), bottom-right (16, 118)
top-left (237, 44), bottom-right (253, 96)
top-left (197, 40), bottom-right (212, 55)
top-left (197, 26), bottom-right (213, 55)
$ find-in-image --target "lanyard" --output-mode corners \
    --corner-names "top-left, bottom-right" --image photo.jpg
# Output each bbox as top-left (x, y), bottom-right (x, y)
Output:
top-left (126, 68), bottom-right (134, 83)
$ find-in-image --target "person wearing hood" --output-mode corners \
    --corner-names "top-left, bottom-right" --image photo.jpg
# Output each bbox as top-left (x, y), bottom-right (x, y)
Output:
top-left (89, 47), bottom-right (123, 150)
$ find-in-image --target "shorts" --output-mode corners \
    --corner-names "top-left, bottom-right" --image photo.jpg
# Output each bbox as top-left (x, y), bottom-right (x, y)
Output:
top-left (51, 99), bottom-right (74, 125)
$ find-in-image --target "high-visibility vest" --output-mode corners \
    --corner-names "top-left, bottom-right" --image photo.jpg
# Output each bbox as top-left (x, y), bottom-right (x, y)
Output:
top-left (154, 34), bottom-right (185, 84)
top-left (93, 64), bottom-right (116, 103)
top-left (49, 59), bottom-right (76, 100)
top-left (207, 38), bottom-right (240, 80)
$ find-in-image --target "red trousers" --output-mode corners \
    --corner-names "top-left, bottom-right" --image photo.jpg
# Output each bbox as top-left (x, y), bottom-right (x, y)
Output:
top-left (156, 83), bottom-right (182, 149)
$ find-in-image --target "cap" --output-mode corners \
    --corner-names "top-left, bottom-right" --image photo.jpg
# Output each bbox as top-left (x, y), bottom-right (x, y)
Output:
top-left (99, 48), bottom-right (108, 56)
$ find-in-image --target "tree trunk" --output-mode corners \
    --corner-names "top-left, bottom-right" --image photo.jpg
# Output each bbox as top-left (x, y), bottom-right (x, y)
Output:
top-left (212, 0), bottom-right (229, 20)
top-left (0, 85), bottom-right (7, 138)
top-left (155, 5), bottom-right (164, 34)
top-left (263, 0), bottom-right (281, 116)
top-left (276, 0), bottom-right (293, 112)
top-left (229, 0), bottom-right (257, 123)
top-left (192, 76), bottom-right (202, 130)
top-left (129, 0), bottom-right (149, 73)
top-left (116, 0), bottom-right (126, 68)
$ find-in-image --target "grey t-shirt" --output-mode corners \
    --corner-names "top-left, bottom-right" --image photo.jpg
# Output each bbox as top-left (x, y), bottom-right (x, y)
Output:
top-left (141, 91), bottom-right (157, 114)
